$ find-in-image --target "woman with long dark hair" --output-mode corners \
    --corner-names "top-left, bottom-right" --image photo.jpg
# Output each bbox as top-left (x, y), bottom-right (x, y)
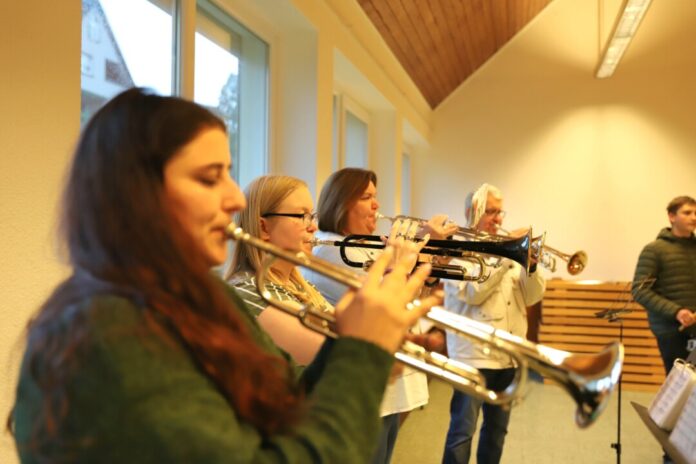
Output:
top-left (306, 167), bottom-right (456, 464)
top-left (9, 89), bottom-right (440, 463)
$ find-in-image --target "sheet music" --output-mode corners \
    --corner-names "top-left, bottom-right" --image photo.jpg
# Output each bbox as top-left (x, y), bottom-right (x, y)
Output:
top-left (648, 359), bottom-right (696, 431)
top-left (669, 386), bottom-right (696, 464)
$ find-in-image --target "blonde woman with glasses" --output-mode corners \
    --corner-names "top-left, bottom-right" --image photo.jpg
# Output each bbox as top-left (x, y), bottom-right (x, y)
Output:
top-left (225, 175), bottom-right (330, 364)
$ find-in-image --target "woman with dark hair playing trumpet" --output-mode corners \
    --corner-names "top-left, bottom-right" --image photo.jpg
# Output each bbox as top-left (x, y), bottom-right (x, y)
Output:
top-left (9, 89), bottom-right (442, 463)
top-left (305, 167), bottom-right (457, 464)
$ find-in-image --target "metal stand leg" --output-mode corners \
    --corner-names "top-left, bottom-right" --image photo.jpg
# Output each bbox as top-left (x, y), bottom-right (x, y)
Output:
top-left (609, 318), bottom-right (624, 464)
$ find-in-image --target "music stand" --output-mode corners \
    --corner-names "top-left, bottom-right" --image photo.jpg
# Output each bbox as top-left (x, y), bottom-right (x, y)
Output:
top-left (594, 277), bottom-right (654, 464)
top-left (595, 308), bottom-right (632, 464)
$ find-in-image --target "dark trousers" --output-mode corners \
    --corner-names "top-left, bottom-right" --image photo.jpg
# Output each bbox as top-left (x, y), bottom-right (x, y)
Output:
top-left (654, 330), bottom-right (690, 375)
top-left (370, 413), bottom-right (400, 464)
top-left (442, 368), bottom-right (515, 464)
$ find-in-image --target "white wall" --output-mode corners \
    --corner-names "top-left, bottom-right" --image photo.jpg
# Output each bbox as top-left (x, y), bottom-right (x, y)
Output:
top-left (0, 3), bottom-right (80, 463)
top-left (412, 0), bottom-right (696, 281)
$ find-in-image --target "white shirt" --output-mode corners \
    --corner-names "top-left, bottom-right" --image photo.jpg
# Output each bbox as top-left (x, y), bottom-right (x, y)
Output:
top-left (304, 230), bottom-right (429, 416)
top-left (444, 257), bottom-right (546, 369)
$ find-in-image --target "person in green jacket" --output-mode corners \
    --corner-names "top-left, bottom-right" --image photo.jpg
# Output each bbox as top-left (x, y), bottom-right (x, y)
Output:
top-left (9, 88), bottom-right (442, 463)
top-left (631, 195), bottom-right (696, 375)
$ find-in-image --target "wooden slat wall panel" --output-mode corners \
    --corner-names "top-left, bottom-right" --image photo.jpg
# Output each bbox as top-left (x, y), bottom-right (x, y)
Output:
top-left (540, 280), bottom-right (664, 392)
top-left (357, 0), bottom-right (552, 108)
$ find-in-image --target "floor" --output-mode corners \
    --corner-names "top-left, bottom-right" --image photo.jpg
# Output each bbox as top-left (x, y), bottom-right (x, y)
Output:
top-left (391, 378), bottom-right (663, 464)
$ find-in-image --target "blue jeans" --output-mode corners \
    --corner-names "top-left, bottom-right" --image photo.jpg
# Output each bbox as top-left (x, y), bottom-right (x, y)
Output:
top-left (370, 413), bottom-right (400, 464)
top-left (441, 368), bottom-right (515, 464)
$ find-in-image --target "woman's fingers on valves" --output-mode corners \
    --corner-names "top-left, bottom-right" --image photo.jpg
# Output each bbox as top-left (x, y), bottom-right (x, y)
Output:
top-left (390, 239), bottom-right (422, 272)
top-left (388, 219), bottom-right (405, 242)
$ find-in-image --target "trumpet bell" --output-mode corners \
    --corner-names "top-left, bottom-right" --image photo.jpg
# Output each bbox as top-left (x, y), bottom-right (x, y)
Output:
top-left (535, 341), bottom-right (624, 428)
top-left (567, 251), bottom-right (589, 275)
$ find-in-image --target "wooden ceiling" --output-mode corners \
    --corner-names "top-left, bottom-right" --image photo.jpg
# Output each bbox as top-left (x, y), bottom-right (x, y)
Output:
top-left (357, 0), bottom-right (553, 108)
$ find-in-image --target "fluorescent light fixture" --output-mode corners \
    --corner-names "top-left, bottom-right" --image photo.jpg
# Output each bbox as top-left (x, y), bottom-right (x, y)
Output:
top-left (596, 0), bottom-right (652, 78)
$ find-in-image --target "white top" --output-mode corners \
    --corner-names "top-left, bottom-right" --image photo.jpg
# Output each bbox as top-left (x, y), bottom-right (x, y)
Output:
top-left (304, 230), bottom-right (429, 416)
top-left (443, 257), bottom-right (546, 369)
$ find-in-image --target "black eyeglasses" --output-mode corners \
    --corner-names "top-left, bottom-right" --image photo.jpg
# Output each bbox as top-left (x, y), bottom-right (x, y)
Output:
top-left (261, 212), bottom-right (318, 227)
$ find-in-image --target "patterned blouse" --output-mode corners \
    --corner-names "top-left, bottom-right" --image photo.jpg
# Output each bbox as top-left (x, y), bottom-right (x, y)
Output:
top-left (230, 272), bottom-right (331, 318)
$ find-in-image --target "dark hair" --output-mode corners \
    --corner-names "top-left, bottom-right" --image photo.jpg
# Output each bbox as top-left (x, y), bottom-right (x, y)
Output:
top-left (13, 89), bottom-right (302, 456)
top-left (667, 195), bottom-right (696, 215)
top-left (317, 168), bottom-right (377, 234)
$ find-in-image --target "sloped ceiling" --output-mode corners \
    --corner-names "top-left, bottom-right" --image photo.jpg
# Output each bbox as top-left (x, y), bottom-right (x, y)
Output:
top-left (357, 0), bottom-right (553, 108)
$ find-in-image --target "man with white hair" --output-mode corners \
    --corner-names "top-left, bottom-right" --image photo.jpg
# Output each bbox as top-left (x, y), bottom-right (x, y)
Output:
top-left (441, 183), bottom-right (546, 464)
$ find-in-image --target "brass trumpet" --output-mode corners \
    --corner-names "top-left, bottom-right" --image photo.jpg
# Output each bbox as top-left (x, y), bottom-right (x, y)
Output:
top-left (226, 223), bottom-right (624, 427)
top-left (494, 228), bottom-right (587, 276)
top-left (537, 245), bottom-right (588, 276)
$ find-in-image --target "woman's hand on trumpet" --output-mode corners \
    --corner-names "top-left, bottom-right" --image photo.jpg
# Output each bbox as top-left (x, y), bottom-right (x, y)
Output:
top-left (334, 243), bottom-right (443, 354)
top-left (383, 218), bottom-right (430, 266)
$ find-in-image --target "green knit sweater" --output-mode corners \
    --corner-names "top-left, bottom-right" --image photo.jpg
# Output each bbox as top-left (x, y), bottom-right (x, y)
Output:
top-left (13, 289), bottom-right (393, 463)
top-left (631, 228), bottom-right (696, 336)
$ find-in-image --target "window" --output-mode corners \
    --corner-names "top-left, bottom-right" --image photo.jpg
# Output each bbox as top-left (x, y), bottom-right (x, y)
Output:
top-left (80, 0), bottom-right (269, 184)
top-left (332, 93), bottom-right (370, 169)
top-left (402, 151), bottom-right (411, 214)
top-left (344, 111), bottom-right (368, 168)
top-left (195, 0), bottom-right (268, 187)
top-left (80, 0), bottom-right (175, 124)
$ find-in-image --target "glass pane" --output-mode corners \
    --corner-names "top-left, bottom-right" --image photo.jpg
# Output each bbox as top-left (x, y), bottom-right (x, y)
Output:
top-left (344, 110), bottom-right (368, 168)
top-left (332, 95), bottom-right (340, 171)
top-left (402, 152), bottom-right (411, 214)
top-left (195, 0), bottom-right (269, 186)
top-left (81, 0), bottom-right (174, 125)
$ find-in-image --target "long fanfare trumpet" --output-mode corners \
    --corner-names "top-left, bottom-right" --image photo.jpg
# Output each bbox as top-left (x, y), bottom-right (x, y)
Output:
top-left (310, 232), bottom-right (533, 282)
top-left (536, 244), bottom-right (588, 275)
top-left (377, 212), bottom-right (588, 275)
top-left (493, 227), bottom-right (588, 276)
top-left (226, 223), bottom-right (624, 427)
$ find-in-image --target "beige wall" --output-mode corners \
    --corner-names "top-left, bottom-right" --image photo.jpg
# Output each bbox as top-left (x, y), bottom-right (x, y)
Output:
top-left (413, 0), bottom-right (696, 281)
top-left (0, 3), bottom-right (80, 462)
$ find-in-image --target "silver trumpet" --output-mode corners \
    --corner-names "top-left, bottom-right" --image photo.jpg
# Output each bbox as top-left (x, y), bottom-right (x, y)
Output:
top-left (226, 223), bottom-right (623, 427)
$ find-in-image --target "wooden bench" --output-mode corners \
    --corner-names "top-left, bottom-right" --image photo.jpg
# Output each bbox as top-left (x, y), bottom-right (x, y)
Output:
top-left (539, 279), bottom-right (665, 392)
